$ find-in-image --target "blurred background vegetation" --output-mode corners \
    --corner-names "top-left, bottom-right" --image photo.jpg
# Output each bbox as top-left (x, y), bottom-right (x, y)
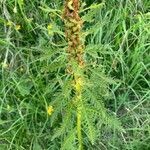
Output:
top-left (0, 0), bottom-right (150, 149)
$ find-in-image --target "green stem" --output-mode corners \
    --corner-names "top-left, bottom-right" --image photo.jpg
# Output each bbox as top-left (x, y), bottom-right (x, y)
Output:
top-left (63, 0), bottom-right (84, 149)
top-left (76, 90), bottom-right (82, 150)
top-left (77, 107), bottom-right (82, 150)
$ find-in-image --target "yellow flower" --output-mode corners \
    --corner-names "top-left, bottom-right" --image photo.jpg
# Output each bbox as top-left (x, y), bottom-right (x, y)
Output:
top-left (47, 105), bottom-right (54, 116)
top-left (15, 25), bottom-right (21, 30)
top-left (47, 24), bottom-right (53, 35)
top-left (74, 77), bottom-right (83, 92)
top-left (1, 62), bottom-right (9, 69)
top-left (6, 21), bottom-right (13, 26)
top-left (47, 24), bottom-right (52, 30)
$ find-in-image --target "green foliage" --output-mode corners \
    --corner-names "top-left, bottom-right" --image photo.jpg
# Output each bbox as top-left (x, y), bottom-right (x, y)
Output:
top-left (0, 0), bottom-right (150, 149)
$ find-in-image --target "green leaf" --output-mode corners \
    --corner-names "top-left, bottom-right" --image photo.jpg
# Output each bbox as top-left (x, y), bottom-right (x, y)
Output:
top-left (106, 114), bottom-right (125, 132)
top-left (18, 0), bottom-right (24, 6)
top-left (60, 128), bottom-right (76, 150)
top-left (81, 2), bottom-right (105, 12)
top-left (0, 120), bottom-right (11, 125)
top-left (51, 109), bottom-right (72, 140)
top-left (16, 79), bottom-right (33, 96)
top-left (33, 141), bottom-right (42, 150)
top-left (82, 105), bottom-right (96, 145)
top-left (81, 3), bottom-right (105, 22)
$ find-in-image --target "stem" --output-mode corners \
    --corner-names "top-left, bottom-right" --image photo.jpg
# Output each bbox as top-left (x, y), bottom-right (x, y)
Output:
top-left (63, 0), bottom-right (84, 149)
top-left (77, 105), bottom-right (82, 150)
top-left (75, 76), bottom-right (83, 150)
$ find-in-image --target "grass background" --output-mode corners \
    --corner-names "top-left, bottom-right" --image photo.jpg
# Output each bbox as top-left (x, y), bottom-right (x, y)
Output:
top-left (0, 0), bottom-right (150, 149)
